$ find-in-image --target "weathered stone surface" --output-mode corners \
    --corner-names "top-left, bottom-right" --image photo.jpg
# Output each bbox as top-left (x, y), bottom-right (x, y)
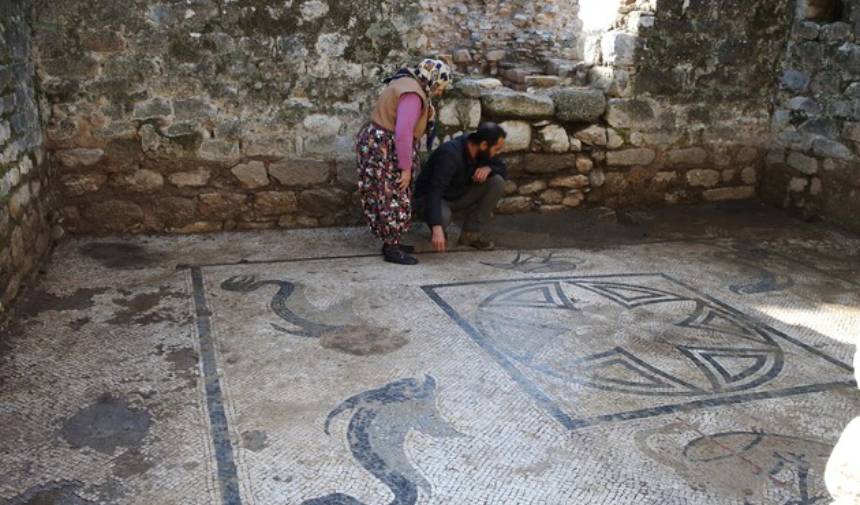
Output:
top-left (540, 189), bottom-right (563, 204)
top-left (61, 173), bottom-right (108, 196)
top-left (168, 168), bottom-right (211, 188)
top-left (303, 114), bottom-right (343, 137)
top-left (702, 186), bottom-right (756, 201)
top-left (481, 89), bottom-right (555, 118)
top-left (549, 175), bottom-right (589, 189)
top-left (606, 99), bottom-right (656, 129)
top-left (198, 193), bottom-right (247, 219)
top-left (735, 147), bottom-right (758, 164)
top-left (269, 159), bottom-right (330, 186)
top-left (8, 185), bottom-right (31, 220)
top-left (56, 148), bottom-right (104, 168)
top-left (601, 31), bottom-right (637, 66)
top-left (786, 152), bottom-right (819, 175)
top-left (502, 180), bottom-right (518, 195)
top-left (590, 169), bottom-right (606, 188)
top-left (654, 171), bottom-right (677, 184)
top-left (152, 197), bottom-right (196, 227)
top-left (112, 169), bottom-right (164, 192)
top-left (836, 43), bottom-right (860, 74)
top-left (576, 156), bottom-right (594, 174)
top-left (199, 139), bottom-right (241, 164)
top-left (84, 200), bottom-right (144, 230)
top-left (667, 147), bottom-right (708, 167)
top-left (438, 99), bottom-right (481, 129)
top-left (499, 121), bottom-right (532, 152)
top-left (552, 88), bottom-right (606, 122)
top-left (780, 69), bottom-right (810, 92)
top-left (562, 192), bottom-right (585, 207)
top-left (607, 148), bottom-right (656, 166)
top-left (132, 98), bottom-right (172, 121)
top-left (336, 158), bottom-right (359, 187)
top-left (574, 125), bottom-right (607, 146)
top-left (787, 96), bottom-right (822, 114)
top-left (231, 161), bottom-right (269, 188)
top-left (789, 177), bottom-right (809, 192)
top-left (741, 167), bottom-right (757, 185)
top-left (796, 21), bottom-right (820, 40)
top-left (522, 154), bottom-right (577, 174)
top-left (588, 66), bottom-right (631, 97)
top-left (843, 122), bottom-right (860, 143)
top-left (812, 138), bottom-right (854, 160)
top-left (525, 75), bottom-right (561, 88)
top-left (300, 188), bottom-right (348, 217)
top-left (496, 196), bottom-right (532, 214)
top-left (606, 129), bottom-right (624, 150)
top-left (686, 169), bottom-right (721, 188)
top-left (810, 177), bottom-right (822, 195)
top-left (255, 191), bottom-right (299, 215)
top-left (537, 124), bottom-right (570, 153)
top-left (518, 180), bottom-right (547, 195)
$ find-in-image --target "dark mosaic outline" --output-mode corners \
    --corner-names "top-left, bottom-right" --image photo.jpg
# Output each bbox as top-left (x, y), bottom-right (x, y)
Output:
top-left (190, 267), bottom-right (242, 505)
top-left (422, 273), bottom-right (857, 431)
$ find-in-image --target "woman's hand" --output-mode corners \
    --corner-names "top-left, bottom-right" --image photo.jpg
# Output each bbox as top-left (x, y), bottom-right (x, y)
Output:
top-left (397, 170), bottom-right (412, 191)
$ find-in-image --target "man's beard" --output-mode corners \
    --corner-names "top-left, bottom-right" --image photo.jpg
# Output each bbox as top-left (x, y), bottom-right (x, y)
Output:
top-left (476, 148), bottom-right (492, 165)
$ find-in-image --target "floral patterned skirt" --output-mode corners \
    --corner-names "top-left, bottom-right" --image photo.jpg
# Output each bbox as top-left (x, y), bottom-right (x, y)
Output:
top-left (355, 122), bottom-right (419, 245)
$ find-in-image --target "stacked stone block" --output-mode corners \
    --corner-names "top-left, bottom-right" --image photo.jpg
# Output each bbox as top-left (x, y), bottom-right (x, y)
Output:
top-left (766, 1), bottom-right (860, 232)
top-left (0, 0), bottom-right (53, 312)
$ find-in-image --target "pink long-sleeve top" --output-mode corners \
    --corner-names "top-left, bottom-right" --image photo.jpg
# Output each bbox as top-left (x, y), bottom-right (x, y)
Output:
top-left (394, 93), bottom-right (423, 172)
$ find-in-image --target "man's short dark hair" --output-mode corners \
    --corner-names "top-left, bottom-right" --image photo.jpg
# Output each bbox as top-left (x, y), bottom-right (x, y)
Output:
top-left (468, 122), bottom-right (507, 146)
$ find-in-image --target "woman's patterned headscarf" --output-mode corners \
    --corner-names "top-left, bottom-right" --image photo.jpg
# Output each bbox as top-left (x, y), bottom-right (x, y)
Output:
top-left (383, 58), bottom-right (452, 95)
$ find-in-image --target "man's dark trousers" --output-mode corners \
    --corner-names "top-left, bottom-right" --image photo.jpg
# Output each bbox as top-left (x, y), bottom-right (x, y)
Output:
top-left (430, 174), bottom-right (505, 234)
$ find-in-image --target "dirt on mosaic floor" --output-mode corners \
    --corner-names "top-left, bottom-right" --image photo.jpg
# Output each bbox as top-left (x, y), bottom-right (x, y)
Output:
top-left (0, 201), bottom-right (858, 505)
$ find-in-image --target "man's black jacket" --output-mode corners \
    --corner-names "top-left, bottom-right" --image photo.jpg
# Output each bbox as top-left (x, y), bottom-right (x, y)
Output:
top-left (414, 135), bottom-right (507, 227)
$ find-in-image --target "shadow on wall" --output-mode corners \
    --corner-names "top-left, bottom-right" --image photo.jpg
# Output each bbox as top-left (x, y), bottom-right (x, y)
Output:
top-left (801, 0), bottom-right (846, 22)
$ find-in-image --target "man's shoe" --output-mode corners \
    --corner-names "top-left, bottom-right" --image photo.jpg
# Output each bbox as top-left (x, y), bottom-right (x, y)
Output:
top-left (459, 232), bottom-right (495, 251)
top-left (382, 244), bottom-right (419, 265)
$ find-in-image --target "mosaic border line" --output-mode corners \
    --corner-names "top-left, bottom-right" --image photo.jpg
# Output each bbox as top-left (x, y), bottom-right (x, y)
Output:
top-left (191, 267), bottom-right (243, 505)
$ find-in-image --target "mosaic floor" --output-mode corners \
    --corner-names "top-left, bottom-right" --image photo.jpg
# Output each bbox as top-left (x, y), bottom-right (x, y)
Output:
top-left (1, 205), bottom-right (858, 505)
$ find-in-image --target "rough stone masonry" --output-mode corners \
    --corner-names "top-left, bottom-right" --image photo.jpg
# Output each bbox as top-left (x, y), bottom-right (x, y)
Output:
top-left (31, 0), bottom-right (799, 238)
top-left (0, 0), bottom-right (53, 311)
top-left (1, 0), bottom-right (859, 311)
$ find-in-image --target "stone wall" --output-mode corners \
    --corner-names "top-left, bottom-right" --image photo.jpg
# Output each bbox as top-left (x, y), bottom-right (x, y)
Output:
top-left (433, 0), bottom-right (793, 214)
top-left (0, 0), bottom-right (53, 312)
top-left (34, 0), bottom-right (802, 234)
top-left (764, 0), bottom-right (860, 232)
top-left (583, 0), bottom-right (794, 208)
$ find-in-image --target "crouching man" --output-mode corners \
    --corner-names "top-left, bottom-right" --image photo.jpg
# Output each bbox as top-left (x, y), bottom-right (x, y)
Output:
top-left (415, 122), bottom-right (507, 252)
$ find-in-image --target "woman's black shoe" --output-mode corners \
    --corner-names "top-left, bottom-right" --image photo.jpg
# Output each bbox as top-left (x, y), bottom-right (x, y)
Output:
top-left (382, 244), bottom-right (419, 265)
top-left (399, 243), bottom-right (415, 253)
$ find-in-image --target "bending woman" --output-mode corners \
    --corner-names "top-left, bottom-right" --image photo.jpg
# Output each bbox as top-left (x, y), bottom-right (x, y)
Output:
top-left (356, 58), bottom-right (451, 265)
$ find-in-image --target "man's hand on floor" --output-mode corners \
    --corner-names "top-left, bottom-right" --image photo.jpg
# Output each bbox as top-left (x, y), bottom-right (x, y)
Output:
top-left (473, 166), bottom-right (492, 183)
top-left (431, 225), bottom-right (447, 252)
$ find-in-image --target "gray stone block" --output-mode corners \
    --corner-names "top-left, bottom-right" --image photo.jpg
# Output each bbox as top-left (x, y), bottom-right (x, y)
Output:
top-left (553, 88), bottom-right (606, 123)
top-left (786, 151), bottom-right (819, 175)
top-left (481, 89), bottom-right (555, 119)
top-left (781, 70), bottom-right (810, 92)
top-left (822, 22), bottom-right (852, 43)
top-left (812, 138), bottom-right (855, 160)
top-left (796, 21), bottom-right (821, 41)
top-left (607, 148), bottom-right (656, 166)
top-left (606, 98), bottom-right (656, 129)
